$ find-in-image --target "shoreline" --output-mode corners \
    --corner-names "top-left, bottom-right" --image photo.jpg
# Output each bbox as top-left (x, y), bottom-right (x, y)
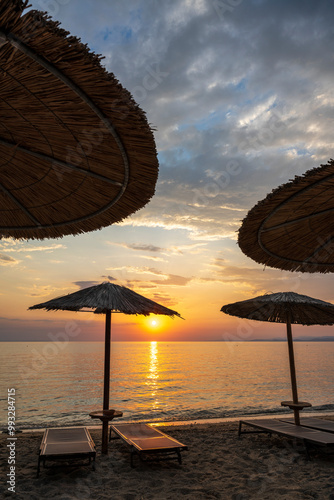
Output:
top-left (1, 410), bottom-right (333, 434)
top-left (11, 409), bottom-right (333, 433)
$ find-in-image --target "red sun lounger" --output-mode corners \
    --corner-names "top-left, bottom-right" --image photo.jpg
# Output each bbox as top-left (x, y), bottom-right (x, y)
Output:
top-left (37, 427), bottom-right (96, 476)
top-left (110, 423), bottom-right (188, 467)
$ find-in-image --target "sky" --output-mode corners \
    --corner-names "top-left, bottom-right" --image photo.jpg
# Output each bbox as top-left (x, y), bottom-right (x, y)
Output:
top-left (2, 0), bottom-right (334, 341)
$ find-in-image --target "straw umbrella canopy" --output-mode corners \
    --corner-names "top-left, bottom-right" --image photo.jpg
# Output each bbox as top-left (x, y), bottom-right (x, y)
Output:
top-left (221, 291), bottom-right (334, 424)
top-left (238, 159), bottom-right (334, 273)
top-left (29, 282), bottom-right (181, 453)
top-left (0, 1), bottom-right (159, 239)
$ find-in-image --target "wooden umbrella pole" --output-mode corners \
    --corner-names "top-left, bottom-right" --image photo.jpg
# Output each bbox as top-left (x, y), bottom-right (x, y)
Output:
top-left (286, 315), bottom-right (300, 425)
top-left (102, 310), bottom-right (112, 454)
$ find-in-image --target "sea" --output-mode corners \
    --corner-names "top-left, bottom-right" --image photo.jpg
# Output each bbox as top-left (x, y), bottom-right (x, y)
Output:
top-left (1, 341), bottom-right (334, 431)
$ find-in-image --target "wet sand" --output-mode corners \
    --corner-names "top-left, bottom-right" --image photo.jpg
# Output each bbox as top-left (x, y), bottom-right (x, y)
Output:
top-left (1, 418), bottom-right (334, 499)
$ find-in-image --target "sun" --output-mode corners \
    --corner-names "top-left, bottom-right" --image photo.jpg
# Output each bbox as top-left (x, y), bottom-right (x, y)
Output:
top-left (143, 316), bottom-right (163, 332)
top-left (141, 316), bottom-right (169, 334)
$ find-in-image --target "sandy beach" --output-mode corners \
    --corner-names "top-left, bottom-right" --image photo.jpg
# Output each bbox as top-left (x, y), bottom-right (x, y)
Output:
top-left (1, 417), bottom-right (334, 500)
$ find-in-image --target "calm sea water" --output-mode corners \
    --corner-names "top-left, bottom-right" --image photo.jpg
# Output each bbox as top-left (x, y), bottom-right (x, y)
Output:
top-left (1, 341), bottom-right (333, 430)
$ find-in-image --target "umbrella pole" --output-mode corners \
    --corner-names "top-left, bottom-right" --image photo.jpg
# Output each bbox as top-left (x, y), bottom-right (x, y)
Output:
top-left (286, 316), bottom-right (300, 425)
top-left (102, 310), bottom-right (112, 454)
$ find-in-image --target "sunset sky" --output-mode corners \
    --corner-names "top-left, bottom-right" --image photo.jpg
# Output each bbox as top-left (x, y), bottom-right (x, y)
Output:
top-left (2, 0), bottom-right (334, 341)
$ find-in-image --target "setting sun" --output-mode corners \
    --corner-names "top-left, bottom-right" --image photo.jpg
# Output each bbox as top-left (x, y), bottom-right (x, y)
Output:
top-left (141, 316), bottom-right (166, 333)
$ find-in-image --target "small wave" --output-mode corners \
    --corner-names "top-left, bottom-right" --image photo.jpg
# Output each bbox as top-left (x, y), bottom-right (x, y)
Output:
top-left (311, 403), bottom-right (334, 411)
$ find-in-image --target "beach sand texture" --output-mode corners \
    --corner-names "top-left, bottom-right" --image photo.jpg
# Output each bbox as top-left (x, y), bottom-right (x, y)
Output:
top-left (1, 420), bottom-right (334, 500)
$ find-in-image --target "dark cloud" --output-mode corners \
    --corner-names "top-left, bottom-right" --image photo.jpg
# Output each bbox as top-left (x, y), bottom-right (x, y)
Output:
top-left (0, 254), bottom-right (16, 262)
top-left (150, 292), bottom-right (179, 307)
top-left (121, 243), bottom-right (164, 252)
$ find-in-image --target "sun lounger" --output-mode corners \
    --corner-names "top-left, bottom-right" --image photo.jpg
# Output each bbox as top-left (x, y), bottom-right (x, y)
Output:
top-left (280, 417), bottom-right (334, 433)
top-left (110, 423), bottom-right (188, 467)
top-left (238, 418), bottom-right (334, 451)
top-left (37, 427), bottom-right (96, 476)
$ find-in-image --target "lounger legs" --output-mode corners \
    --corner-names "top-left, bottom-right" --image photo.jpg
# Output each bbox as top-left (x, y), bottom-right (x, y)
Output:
top-left (109, 427), bottom-right (119, 441)
top-left (238, 421), bottom-right (242, 437)
top-left (37, 455), bottom-right (95, 476)
top-left (36, 456), bottom-right (46, 477)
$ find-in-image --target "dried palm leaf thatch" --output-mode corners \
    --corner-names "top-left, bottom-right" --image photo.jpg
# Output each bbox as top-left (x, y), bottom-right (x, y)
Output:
top-left (221, 291), bottom-right (334, 325)
top-left (29, 282), bottom-right (182, 317)
top-left (238, 159), bottom-right (334, 273)
top-left (0, 0), bottom-right (159, 239)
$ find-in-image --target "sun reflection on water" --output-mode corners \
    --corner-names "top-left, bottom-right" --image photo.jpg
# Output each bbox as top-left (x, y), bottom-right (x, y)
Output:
top-left (149, 341), bottom-right (158, 380)
top-left (146, 341), bottom-right (160, 410)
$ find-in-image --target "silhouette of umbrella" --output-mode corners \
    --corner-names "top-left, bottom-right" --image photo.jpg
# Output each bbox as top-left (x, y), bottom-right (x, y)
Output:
top-left (29, 282), bottom-right (182, 453)
top-left (0, 1), bottom-right (158, 239)
top-left (221, 291), bottom-right (334, 424)
top-left (238, 159), bottom-right (334, 273)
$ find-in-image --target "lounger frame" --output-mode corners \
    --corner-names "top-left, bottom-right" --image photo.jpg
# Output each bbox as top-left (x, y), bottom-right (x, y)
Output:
top-left (37, 427), bottom-right (96, 476)
top-left (110, 423), bottom-right (188, 467)
top-left (238, 418), bottom-right (334, 455)
top-left (280, 417), bottom-right (334, 434)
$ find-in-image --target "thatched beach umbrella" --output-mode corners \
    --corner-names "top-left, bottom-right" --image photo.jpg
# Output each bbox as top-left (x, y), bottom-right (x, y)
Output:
top-left (0, 1), bottom-right (158, 239)
top-left (29, 282), bottom-right (181, 453)
top-left (238, 159), bottom-right (334, 273)
top-left (221, 291), bottom-right (334, 424)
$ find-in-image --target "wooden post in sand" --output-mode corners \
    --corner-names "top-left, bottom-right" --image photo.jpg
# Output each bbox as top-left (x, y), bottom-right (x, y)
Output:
top-left (286, 314), bottom-right (300, 425)
top-left (102, 310), bottom-right (112, 453)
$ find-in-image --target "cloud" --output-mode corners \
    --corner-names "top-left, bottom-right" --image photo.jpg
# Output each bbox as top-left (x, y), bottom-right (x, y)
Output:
top-left (110, 242), bottom-right (164, 253)
top-left (109, 241), bottom-right (207, 256)
top-left (151, 274), bottom-right (192, 286)
top-left (130, 283), bottom-right (157, 289)
top-left (18, 284), bottom-right (68, 298)
top-left (149, 292), bottom-right (179, 307)
top-left (123, 282), bottom-right (179, 307)
top-left (139, 255), bottom-right (167, 262)
top-left (97, 0), bottom-right (334, 242)
top-left (0, 244), bottom-right (66, 253)
top-left (0, 254), bottom-right (19, 266)
top-left (106, 266), bottom-right (165, 277)
top-left (205, 258), bottom-right (327, 298)
top-left (106, 265), bottom-right (191, 286)
top-left (73, 281), bottom-right (100, 290)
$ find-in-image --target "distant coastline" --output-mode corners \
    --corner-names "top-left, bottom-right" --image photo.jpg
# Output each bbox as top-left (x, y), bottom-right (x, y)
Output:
top-left (2, 337), bottom-right (334, 342)
top-left (250, 336), bottom-right (334, 342)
